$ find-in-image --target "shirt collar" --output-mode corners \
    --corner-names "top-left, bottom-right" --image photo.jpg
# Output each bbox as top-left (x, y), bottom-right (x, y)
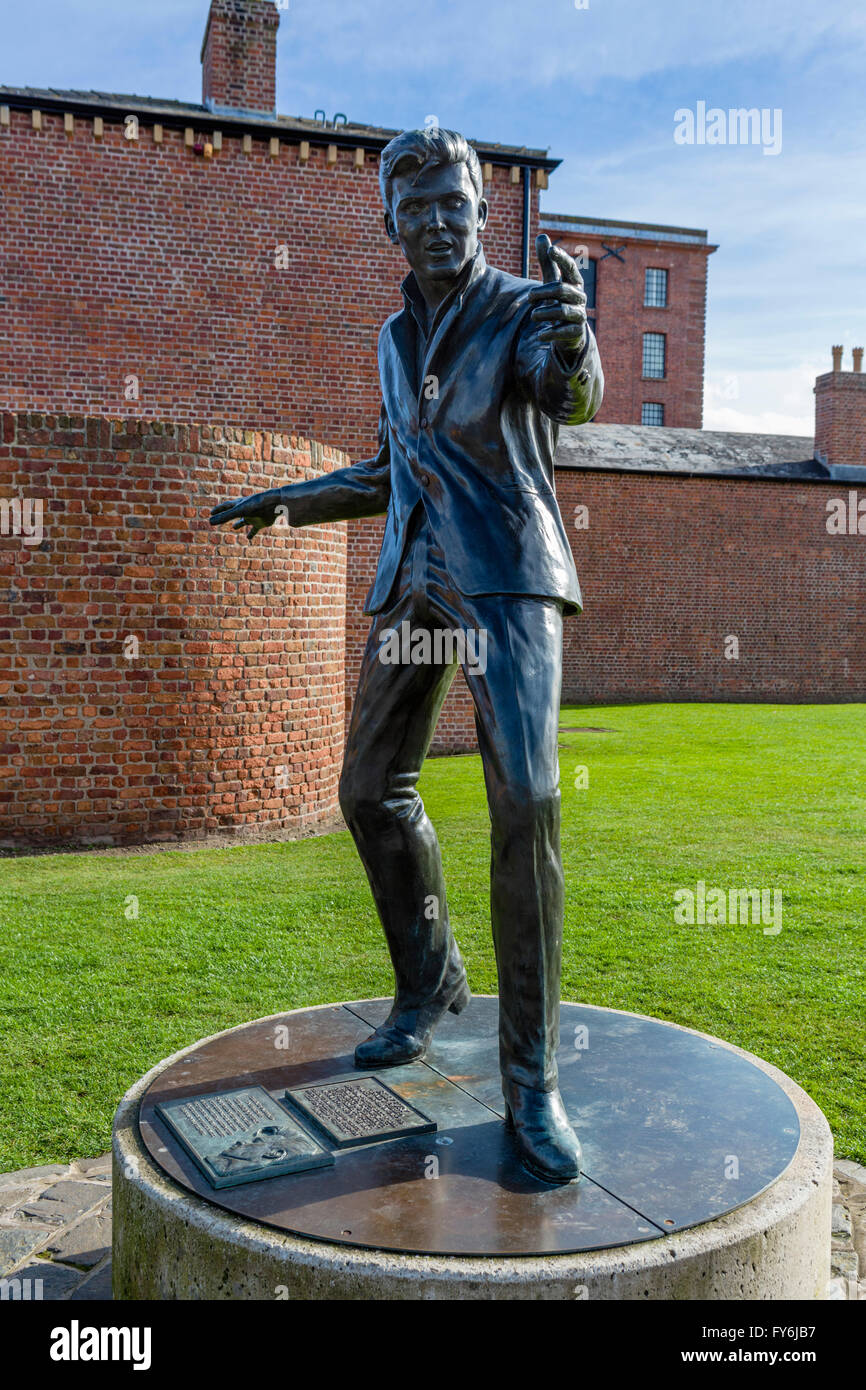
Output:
top-left (400, 245), bottom-right (487, 336)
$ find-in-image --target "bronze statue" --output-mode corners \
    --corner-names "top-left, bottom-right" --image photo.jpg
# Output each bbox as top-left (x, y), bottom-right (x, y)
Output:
top-left (211, 128), bottom-right (603, 1183)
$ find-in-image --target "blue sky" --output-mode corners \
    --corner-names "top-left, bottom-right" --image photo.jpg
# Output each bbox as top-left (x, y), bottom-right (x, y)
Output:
top-left (4, 0), bottom-right (865, 435)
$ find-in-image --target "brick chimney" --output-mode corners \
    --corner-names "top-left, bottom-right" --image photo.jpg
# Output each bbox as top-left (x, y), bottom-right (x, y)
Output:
top-left (814, 346), bottom-right (866, 469)
top-left (201, 0), bottom-right (280, 117)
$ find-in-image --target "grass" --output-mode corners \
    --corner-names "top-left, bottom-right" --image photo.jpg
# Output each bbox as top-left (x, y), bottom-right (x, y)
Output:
top-left (0, 702), bottom-right (863, 1170)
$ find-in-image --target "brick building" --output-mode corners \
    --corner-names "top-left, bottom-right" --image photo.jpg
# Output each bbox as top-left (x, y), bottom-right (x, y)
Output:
top-left (1, 0), bottom-right (863, 847)
top-left (539, 214), bottom-right (717, 430)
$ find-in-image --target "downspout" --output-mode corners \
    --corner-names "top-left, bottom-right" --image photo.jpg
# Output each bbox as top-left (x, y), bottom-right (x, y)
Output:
top-left (521, 165), bottom-right (532, 277)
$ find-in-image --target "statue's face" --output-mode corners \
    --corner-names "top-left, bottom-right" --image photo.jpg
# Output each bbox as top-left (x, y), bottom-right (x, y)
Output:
top-left (385, 161), bottom-right (488, 284)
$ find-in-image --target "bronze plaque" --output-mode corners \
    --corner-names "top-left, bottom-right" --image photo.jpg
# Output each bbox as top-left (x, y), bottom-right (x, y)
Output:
top-left (285, 1076), bottom-right (436, 1149)
top-left (156, 1085), bottom-right (333, 1188)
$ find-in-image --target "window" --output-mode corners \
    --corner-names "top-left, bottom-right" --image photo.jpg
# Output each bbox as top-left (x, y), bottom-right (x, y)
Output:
top-left (645, 267), bottom-right (668, 307)
top-left (642, 402), bottom-right (665, 426)
top-left (642, 332), bottom-right (666, 378)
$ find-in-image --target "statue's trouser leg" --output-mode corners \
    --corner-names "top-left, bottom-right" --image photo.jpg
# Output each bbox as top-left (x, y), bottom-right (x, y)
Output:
top-left (457, 594), bottom-right (565, 1093)
top-left (339, 529), bottom-right (460, 1016)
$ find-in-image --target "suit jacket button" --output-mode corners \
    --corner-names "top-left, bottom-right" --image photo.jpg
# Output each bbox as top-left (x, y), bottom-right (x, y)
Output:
top-left (419, 471), bottom-right (431, 486)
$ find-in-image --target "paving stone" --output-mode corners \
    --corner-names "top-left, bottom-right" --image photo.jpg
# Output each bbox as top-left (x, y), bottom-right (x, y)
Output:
top-left (0, 1185), bottom-right (38, 1216)
top-left (46, 1208), bottom-right (112, 1269)
top-left (830, 1249), bottom-right (859, 1280)
top-left (74, 1154), bottom-right (112, 1178)
top-left (834, 1159), bottom-right (866, 1190)
top-left (1, 1259), bottom-right (84, 1299)
top-left (0, 1164), bottom-right (68, 1190)
top-left (0, 1225), bottom-right (54, 1277)
top-left (17, 1181), bottom-right (107, 1228)
top-left (69, 1260), bottom-right (113, 1301)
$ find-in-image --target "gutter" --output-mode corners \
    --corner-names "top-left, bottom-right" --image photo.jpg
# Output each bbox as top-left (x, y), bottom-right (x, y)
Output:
top-left (0, 89), bottom-right (563, 173)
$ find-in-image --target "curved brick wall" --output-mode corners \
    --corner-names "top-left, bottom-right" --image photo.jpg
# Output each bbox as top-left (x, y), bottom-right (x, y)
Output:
top-left (0, 413), bottom-right (346, 847)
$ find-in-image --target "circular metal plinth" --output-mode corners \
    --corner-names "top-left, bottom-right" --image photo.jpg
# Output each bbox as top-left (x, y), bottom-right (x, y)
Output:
top-left (113, 999), bottom-right (832, 1300)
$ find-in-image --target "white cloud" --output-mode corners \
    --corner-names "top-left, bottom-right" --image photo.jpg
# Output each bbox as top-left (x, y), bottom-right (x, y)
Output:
top-left (703, 404), bottom-right (813, 436)
top-left (276, 0), bottom-right (866, 90)
top-left (703, 363), bottom-right (822, 436)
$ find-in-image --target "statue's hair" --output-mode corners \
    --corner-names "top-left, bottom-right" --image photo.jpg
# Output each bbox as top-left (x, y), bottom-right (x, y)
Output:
top-left (379, 128), bottom-right (483, 213)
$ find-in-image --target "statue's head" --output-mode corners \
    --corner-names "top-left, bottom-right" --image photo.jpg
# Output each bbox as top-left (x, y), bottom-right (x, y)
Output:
top-left (379, 127), bottom-right (489, 285)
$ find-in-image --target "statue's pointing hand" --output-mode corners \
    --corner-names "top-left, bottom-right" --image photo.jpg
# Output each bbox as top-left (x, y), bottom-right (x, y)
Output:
top-left (528, 234), bottom-right (588, 359)
top-left (209, 489), bottom-right (284, 540)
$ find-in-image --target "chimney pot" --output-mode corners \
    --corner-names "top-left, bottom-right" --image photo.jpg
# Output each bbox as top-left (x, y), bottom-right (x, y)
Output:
top-left (853, 347), bottom-right (864, 373)
top-left (202, 0), bottom-right (280, 117)
top-left (831, 345), bottom-right (844, 372)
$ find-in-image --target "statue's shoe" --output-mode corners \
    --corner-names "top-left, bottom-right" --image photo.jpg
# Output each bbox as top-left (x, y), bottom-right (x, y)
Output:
top-left (354, 974), bottom-right (471, 1069)
top-left (503, 1081), bottom-right (582, 1184)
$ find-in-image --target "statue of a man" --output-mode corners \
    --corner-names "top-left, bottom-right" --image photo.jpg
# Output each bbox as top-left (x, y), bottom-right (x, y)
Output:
top-left (211, 128), bottom-right (603, 1183)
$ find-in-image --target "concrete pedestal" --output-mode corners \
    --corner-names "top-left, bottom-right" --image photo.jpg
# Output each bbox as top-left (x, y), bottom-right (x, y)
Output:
top-left (113, 999), bottom-right (831, 1300)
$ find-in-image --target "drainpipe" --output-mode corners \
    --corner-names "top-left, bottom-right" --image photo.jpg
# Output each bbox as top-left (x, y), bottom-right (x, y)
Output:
top-left (522, 165), bottom-right (532, 278)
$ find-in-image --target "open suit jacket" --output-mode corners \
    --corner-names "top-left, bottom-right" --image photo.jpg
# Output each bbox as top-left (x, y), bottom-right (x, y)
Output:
top-left (278, 247), bottom-right (603, 609)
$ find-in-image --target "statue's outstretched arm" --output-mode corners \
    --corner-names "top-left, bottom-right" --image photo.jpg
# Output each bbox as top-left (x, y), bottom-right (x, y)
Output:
top-left (209, 406), bottom-right (391, 540)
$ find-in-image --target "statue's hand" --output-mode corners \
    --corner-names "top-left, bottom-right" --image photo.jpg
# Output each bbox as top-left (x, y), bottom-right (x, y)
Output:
top-left (528, 234), bottom-right (588, 359)
top-left (209, 489), bottom-right (284, 540)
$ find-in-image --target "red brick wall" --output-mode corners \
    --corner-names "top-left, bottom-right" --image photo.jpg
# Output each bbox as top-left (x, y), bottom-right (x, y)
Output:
top-left (0, 109), bottom-right (533, 465)
top-left (556, 469), bottom-right (866, 701)
top-left (815, 371), bottom-right (866, 468)
top-left (0, 412), bottom-right (346, 847)
top-left (0, 108), bottom-right (396, 452)
top-left (547, 231), bottom-right (712, 429)
top-left (202, 0), bottom-right (280, 114)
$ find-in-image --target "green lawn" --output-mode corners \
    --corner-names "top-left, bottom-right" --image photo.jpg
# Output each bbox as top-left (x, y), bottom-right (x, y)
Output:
top-left (0, 702), bottom-right (863, 1171)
